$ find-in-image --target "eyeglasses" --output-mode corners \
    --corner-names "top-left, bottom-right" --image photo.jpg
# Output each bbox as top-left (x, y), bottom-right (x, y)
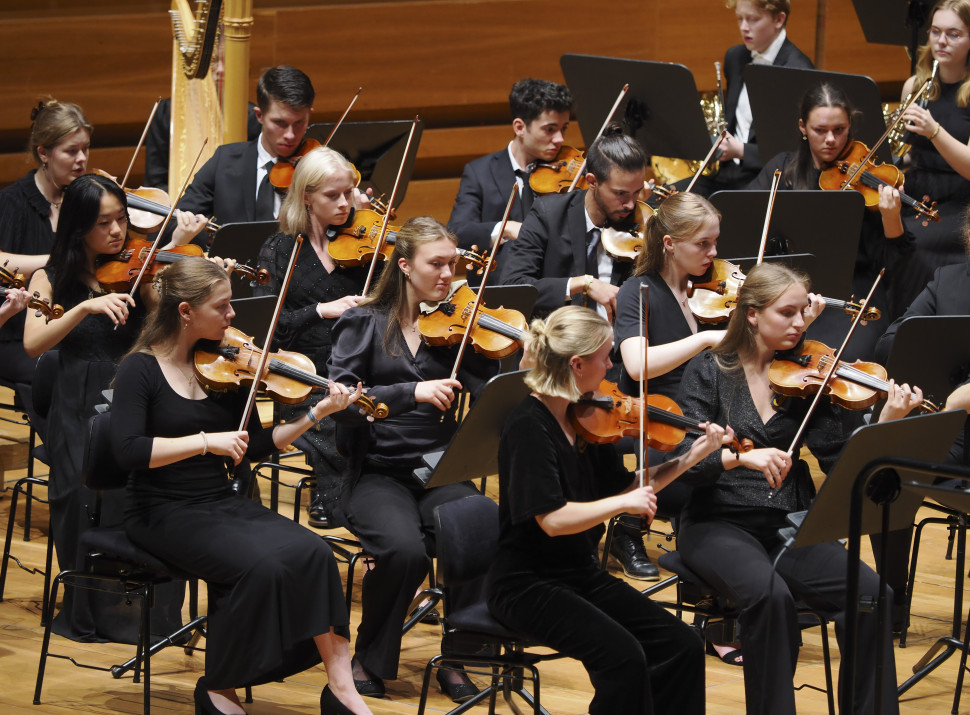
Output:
top-left (930, 27), bottom-right (967, 42)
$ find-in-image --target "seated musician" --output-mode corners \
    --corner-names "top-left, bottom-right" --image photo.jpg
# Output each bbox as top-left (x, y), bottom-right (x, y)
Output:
top-left (695, 0), bottom-right (813, 194)
top-left (672, 262), bottom-right (919, 715)
top-left (0, 285), bottom-right (30, 330)
top-left (486, 304), bottom-right (720, 715)
top-left (167, 65), bottom-right (315, 242)
top-left (326, 217), bottom-right (497, 704)
top-left (447, 78), bottom-right (572, 249)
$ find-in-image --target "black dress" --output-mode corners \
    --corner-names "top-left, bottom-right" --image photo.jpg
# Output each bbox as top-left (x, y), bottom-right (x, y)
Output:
top-left (0, 170), bottom-right (54, 383)
top-left (113, 352), bottom-right (349, 689)
top-left (256, 232), bottom-right (369, 521)
top-left (485, 396), bottom-right (704, 715)
top-left (43, 272), bottom-right (184, 643)
top-left (897, 80), bottom-right (970, 314)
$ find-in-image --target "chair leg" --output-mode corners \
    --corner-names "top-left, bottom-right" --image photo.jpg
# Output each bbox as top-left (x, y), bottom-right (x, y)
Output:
top-left (0, 479), bottom-right (23, 602)
top-left (819, 618), bottom-right (835, 715)
top-left (600, 516), bottom-right (617, 570)
top-left (33, 570), bottom-right (66, 704)
top-left (41, 519), bottom-right (53, 627)
top-left (23, 480), bottom-right (32, 542)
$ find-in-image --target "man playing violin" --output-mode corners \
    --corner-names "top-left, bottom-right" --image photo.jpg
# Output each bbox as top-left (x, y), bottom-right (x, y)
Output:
top-left (448, 78), bottom-right (572, 250)
top-left (166, 65), bottom-right (315, 245)
top-left (502, 125), bottom-right (642, 323)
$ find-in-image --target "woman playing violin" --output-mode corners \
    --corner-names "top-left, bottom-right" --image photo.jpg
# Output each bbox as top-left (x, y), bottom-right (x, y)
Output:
top-left (672, 262), bottom-right (920, 715)
top-left (750, 82), bottom-right (914, 359)
top-left (895, 0), bottom-right (970, 311)
top-left (256, 146), bottom-right (369, 529)
top-left (20, 173), bottom-right (200, 642)
top-left (486, 305), bottom-right (725, 715)
top-left (327, 217), bottom-right (496, 703)
top-left (109, 257), bottom-right (371, 715)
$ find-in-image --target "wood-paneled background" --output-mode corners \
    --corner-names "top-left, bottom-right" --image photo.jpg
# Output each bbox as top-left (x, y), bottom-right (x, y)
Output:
top-left (0, 0), bottom-right (912, 219)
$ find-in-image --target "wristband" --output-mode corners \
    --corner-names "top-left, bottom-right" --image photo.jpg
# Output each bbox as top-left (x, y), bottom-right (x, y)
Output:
top-left (306, 407), bottom-right (322, 426)
top-left (929, 122), bottom-right (942, 140)
top-left (200, 431), bottom-right (208, 456)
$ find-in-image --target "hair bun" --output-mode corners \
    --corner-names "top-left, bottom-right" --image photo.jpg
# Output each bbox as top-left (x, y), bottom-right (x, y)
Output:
top-left (602, 122), bottom-right (625, 138)
top-left (30, 101), bottom-right (46, 122)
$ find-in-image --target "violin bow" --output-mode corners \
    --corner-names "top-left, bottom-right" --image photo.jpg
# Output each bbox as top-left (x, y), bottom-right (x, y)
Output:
top-left (447, 185), bottom-right (518, 382)
top-left (684, 130), bottom-right (729, 194)
top-left (566, 84), bottom-right (630, 192)
top-left (842, 77), bottom-right (933, 191)
top-left (236, 234), bottom-right (304, 433)
top-left (120, 98), bottom-right (162, 190)
top-left (361, 116), bottom-right (419, 296)
top-left (769, 269), bottom-right (885, 499)
top-left (322, 87), bottom-right (362, 147)
top-left (120, 138), bottom-right (208, 315)
top-left (756, 170), bottom-right (782, 265)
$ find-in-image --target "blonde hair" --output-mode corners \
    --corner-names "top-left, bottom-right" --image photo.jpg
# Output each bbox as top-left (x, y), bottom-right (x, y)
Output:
top-left (126, 258), bottom-right (230, 357)
top-left (28, 98), bottom-right (92, 166)
top-left (634, 192), bottom-right (721, 276)
top-left (278, 146), bottom-right (357, 235)
top-left (914, 1), bottom-right (970, 107)
top-left (360, 216), bottom-right (457, 352)
top-left (712, 262), bottom-right (809, 370)
top-left (524, 306), bottom-right (613, 401)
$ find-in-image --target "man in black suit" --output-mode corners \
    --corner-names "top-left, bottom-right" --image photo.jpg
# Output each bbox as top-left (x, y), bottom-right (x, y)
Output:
top-left (448, 78), bottom-right (572, 251)
top-left (169, 65), bottom-right (315, 244)
top-left (700, 0), bottom-right (813, 193)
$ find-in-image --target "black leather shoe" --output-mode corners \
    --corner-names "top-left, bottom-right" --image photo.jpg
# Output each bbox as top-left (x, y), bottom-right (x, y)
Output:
top-left (351, 659), bottom-right (385, 699)
top-left (610, 529), bottom-right (660, 581)
top-left (320, 684), bottom-right (356, 714)
top-left (436, 668), bottom-right (480, 704)
top-left (307, 496), bottom-right (330, 529)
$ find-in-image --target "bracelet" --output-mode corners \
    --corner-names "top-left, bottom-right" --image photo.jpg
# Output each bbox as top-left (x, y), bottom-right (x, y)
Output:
top-left (200, 431), bottom-right (208, 456)
top-left (929, 122), bottom-right (942, 140)
top-left (583, 274), bottom-right (594, 295)
top-left (306, 407), bottom-right (322, 426)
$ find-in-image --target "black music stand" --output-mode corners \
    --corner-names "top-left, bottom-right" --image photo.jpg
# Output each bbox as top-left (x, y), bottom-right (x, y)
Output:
top-left (560, 54), bottom-right (712, 160)
top-left (745, 66), bottom-right (892, 165)
top-left (708, 190), bottom-right (864, 299)
top-left (481, 284), bottom-right (538, 373)
top-left (414, 371), bottom-right (531, 488)
top-left (851, 0), bottom-right (932, 74)
top-left (229, 295), bottom-right (276, 340)
top-left (208, 220), bottom-right (280, 299)
top-left (784, 410), bottom-right (965, 714)
top-left (883, 316), bottom-right (970, 407)
top-left (305, 120), bottom-right (424, 207)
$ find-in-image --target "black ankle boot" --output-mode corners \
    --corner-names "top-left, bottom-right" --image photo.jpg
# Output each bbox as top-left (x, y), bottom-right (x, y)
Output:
top-left (307, 494), bottom-right (330, 529)
top-left (609, 527), bottom-right (659, 581)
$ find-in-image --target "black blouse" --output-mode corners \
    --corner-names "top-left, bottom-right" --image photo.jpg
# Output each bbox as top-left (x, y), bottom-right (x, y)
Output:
top-left (613, 271), bottom-right (720, 399)
top-left (256, 232), bottom-right (369, 374)
top-left (0, 170), bottom-right (54, 342)
top-left (112, 352), bottom-right (277, 521)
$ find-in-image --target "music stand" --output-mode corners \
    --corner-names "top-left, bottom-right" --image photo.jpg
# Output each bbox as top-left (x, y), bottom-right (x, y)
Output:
top-left (413, 371), bottom-right (531, 488)
top-left (229, 295), bottom-right (276, 339)
top-left (708, 190), bottom-right (864, 299)
top-left (481, 284), bottom-right (538, 373)
top-left (785, 410), bottom-right (965, 713)
top-left (884, 316), bottom-right (970, 407)
top-left (305, 120), bottom-right (424, 207)
top-left (560, 54), bottom-right (712, 160)
top-left (851, 0), bottom-right (932, 74)
top-left (745, 66), bottom-right (892, 165)
top-left (208, 220), bottom-right (280, 299)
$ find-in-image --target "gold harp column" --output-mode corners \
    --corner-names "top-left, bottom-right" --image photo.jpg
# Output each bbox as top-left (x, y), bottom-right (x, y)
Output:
top-left (222, 0), bottom-right (254, 144)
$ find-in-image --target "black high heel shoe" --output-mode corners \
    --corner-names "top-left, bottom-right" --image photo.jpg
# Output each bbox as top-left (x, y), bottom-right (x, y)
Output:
top-left (194, 678), bottom-right (244, 715)
top-left (320, 684), bottom-right (357, 715)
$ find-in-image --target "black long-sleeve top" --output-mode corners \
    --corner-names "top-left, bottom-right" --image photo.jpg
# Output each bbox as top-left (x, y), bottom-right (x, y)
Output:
top-left (674, 351), bottom-right (854, 531)
top-left (112, 352), bottom-right (276, 521)
top-left (327, 304), bottom-right (496, 472)
top-left (255, 232), bottom-right (368, 373)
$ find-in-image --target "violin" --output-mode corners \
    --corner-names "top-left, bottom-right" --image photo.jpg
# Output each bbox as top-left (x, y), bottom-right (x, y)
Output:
top-left (0, 265), bottom-right (64, 322)
top-left (768, 339), bottom-right (938, 412)
top-left (268, 138), bottom-right (362, 191)
top-left (686, 259), bottom-right (881, 325)
top-left (91, 169), bottom-right (219, 236)
top-left (568, 379), bottom-right (753, 453)
top-left (528, 146), bottom-right (588, 195)
top-left (194, 326), bottom-right (388, 418)
top-left (96, 237), bottom-right (270, 293)
top-left (600, 201), bottom-right (656, 262)
top-left (818, 140), bottom-right (940, 225)
top-left (417, 284), bottom-right (528, 360)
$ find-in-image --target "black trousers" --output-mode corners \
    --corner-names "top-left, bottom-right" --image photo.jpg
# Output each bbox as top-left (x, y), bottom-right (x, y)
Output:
top-left (345, 470), bottom-right (477, 680)
top-left (679, 517), bottom-right (899, 715)
top-left (488, 566), bottom-right (704, 715)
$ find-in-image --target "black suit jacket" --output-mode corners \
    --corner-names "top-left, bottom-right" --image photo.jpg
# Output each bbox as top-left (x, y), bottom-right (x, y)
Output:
top-left (448, 148), bottom-right (531, 251)
top-left (501, 191), bottom-right (630, 317)
top-left (723, 37), bottom-right (814, 172)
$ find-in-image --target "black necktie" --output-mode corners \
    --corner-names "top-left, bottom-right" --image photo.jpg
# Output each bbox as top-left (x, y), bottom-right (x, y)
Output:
top-left (586, 227), bottom-right (601, 276)
top-left (514, 168), bottom-right (534, 219)
top-left (255, 159), bottom-right (276, 220)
